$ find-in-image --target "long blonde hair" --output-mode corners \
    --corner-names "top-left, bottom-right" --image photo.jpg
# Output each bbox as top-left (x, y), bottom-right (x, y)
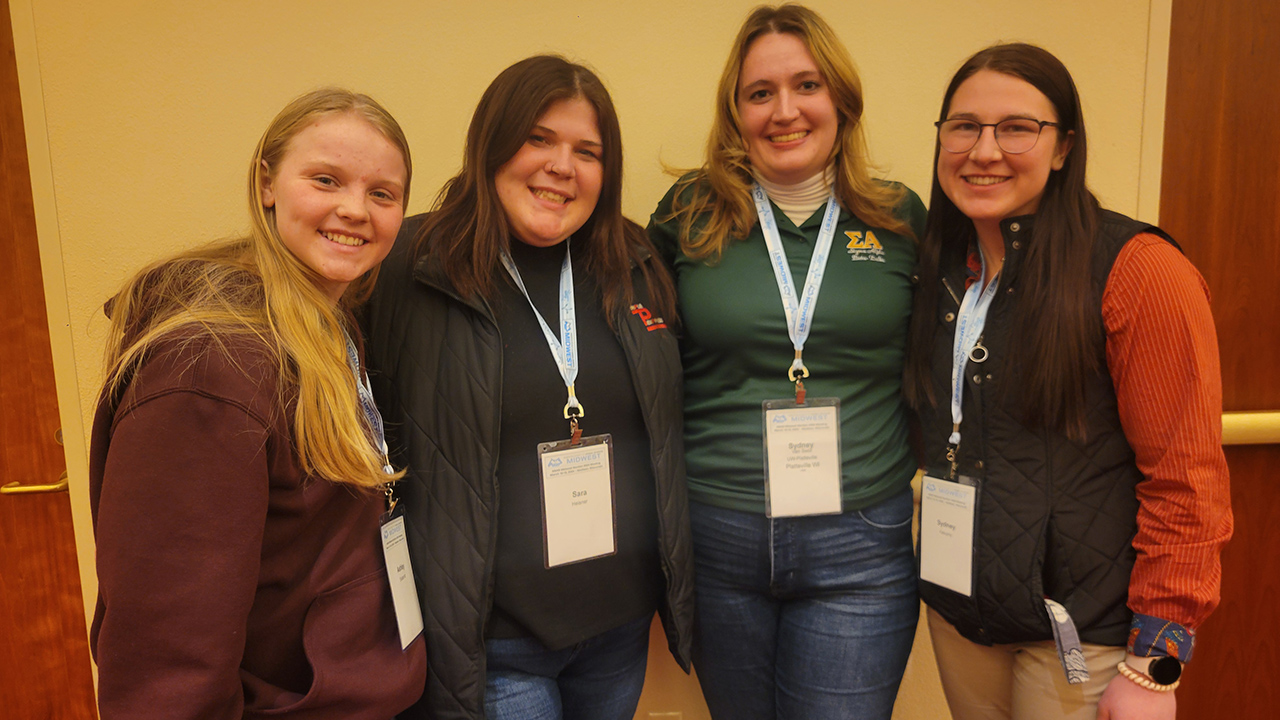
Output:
top-left (666, 3), bottom-right (911, 259)
top-left (101, 87), bottom-right (412, 489)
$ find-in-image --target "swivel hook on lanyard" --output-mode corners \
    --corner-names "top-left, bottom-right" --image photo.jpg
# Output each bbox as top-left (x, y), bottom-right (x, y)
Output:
top-left (383, 481), bottom-right (399, 515)
top-left (564, 386), bottom-right (585, 445)
top-left (789, 350), bottom-right (810, 404)
top-left (562, 385), bottom-right (585, 420)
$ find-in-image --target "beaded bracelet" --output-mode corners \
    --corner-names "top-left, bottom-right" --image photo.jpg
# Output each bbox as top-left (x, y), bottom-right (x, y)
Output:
top-left (1116, 661), bottom-right (1180, 693)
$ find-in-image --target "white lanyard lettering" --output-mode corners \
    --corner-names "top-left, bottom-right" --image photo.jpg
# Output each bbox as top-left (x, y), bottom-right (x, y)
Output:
top-left (752, 183), bottom-right (841, 392)
top-left (500, 242), bottom-right (583, 421)
top-left (342, 330), bottom-right (396, 484)
top-left (948, 250), bottom-right (1001, 456)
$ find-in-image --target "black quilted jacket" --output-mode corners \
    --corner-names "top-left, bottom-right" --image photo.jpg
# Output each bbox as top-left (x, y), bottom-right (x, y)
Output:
top-left (917, 210), bottom-right (1173, 648)
top-left (364, 215), bottom-right (695, 720)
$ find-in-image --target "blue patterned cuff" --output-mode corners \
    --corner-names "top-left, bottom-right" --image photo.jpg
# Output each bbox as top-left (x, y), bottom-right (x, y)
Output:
top-left (1128, 613), bottom-right (1196, 662)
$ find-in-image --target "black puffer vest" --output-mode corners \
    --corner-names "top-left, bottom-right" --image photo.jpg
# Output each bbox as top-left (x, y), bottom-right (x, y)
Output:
top-left (918, 210), bottom-right (1175, 647)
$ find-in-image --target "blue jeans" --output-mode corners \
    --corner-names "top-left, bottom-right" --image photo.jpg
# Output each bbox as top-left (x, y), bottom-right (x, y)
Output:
top-left (689, 488), bottom-right (919, 720)
top-left (483, 614), bottom-right (651, 720)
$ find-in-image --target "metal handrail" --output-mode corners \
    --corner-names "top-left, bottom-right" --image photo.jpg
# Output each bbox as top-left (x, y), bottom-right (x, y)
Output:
top-left (1222, 411), bottom-right (1280, 446)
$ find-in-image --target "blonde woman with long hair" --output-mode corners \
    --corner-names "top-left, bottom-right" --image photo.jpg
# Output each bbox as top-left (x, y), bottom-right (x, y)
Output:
top-left (89, 88), bottom-right (425, 719)
top-left (648, 5), bottom-right (923, 718)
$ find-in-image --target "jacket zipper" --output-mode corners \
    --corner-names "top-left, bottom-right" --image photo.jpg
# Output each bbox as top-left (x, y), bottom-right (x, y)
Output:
top-left (422, 270), bottom-right (503, 679)
top-left (942, 276), bottom-right (961, 307)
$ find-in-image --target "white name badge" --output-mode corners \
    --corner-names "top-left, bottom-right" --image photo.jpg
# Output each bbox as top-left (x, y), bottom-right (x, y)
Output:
top-left (762, 398), bottom-right (843, 517)
top-left (537, 434), bottom-right (617, 568)
top-left (379, 510), bottom-right (425, 649)
top-left (919, 475), bottom-right (978, 597)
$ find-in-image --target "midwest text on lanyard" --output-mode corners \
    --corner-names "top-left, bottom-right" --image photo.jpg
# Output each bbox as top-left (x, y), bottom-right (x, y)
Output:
top-left (751, 182), bottom-right (842, 404)
top-left (947, 246), bottom-right (1001, 478)
top-left (500, 242), bottom-right (585, 440)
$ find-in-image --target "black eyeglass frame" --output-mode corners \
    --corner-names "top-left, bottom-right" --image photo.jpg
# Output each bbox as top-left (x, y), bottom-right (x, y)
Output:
top-left (934, 118), bottom-right (1063, 155)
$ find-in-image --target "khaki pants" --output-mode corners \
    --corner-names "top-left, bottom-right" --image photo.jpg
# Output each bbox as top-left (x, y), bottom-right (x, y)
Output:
top-left (927, 607), bottom-right (1125, 720)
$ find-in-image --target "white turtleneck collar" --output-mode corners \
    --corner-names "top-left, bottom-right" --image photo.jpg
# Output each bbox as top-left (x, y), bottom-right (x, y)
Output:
top-left (752, 165), bottom-right (836, 227)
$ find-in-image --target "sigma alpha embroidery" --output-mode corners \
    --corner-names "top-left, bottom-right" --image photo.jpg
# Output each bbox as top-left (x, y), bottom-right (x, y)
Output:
top-left (629, 303), bottom-right (667, 331)
top-left (845, 230), bottom-right (886, 263)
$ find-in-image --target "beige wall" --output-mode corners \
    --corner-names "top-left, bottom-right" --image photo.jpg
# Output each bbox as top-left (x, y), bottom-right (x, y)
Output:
top-left (11, 0), bottom-right (1169, 716)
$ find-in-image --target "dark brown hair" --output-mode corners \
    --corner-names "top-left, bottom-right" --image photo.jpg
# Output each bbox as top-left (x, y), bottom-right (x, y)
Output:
top-left (904, 42), bottom-right (1100, 440)
top-left (416, 55), bottom-right (675, 322)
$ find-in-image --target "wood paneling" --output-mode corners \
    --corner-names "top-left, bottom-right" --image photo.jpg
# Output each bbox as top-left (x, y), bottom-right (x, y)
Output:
top-left (1, 0), bottom-right (97, 715)
top-left (0, 494), bottom-right (96, 718)
top-left (1161, 0), bottom-right (1280, 716)
top-left (1176, 446), bottom-right (1279, 716)
top-left (1161, 0), bottom-right (1280, 410)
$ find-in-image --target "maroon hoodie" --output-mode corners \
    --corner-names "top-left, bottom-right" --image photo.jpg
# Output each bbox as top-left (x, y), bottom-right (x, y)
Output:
top-left (89, 333), bottom-right (425, 719)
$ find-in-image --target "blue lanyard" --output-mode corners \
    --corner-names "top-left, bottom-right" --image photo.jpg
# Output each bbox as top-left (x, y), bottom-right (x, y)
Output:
top-left (500, 242), bottom-right (582, 418)
top-left (949, 250), bottom-right (1001, 449)
top-left (343, 330), bottom-right (394, 476)
top-left (752, 183), bottom-right (841, 382)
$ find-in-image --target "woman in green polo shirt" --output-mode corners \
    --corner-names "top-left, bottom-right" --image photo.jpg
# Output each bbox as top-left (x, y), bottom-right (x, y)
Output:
top-left (647, 5), bottom-right (923, 719)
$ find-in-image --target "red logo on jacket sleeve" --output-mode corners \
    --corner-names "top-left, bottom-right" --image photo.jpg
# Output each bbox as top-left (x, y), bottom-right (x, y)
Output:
top-left (629, 303), bottom-right (667, 331)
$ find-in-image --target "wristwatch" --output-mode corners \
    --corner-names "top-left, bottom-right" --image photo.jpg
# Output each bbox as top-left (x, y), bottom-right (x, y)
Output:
top-left (1129, 654), bottom-right (1183, 685)
top-left (1147, 655), bottom-right (1183, 685)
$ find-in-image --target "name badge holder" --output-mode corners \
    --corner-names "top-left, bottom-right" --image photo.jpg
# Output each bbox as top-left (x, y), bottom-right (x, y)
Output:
top-left (753, 184), bottom-right (845, 518)
top-left (763, 397), bottom-right (842, 517)
top-left (344, 330), bottom-right (423, 650)
top-left (537, 433), bottom-right (618, 568)
top-left (918, 471), bottom-right (980, 597)
top-left (380, 499), bottom-right (425, 649)
top-left (501, 244), bottom-right (618, 569)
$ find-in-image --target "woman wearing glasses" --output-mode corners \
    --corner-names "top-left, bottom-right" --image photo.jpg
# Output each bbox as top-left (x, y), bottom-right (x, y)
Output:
top-left (905, 43), bottom-right (1232, 720)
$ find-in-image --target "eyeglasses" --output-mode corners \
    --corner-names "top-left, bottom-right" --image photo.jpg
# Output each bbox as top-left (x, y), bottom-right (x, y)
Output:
top-left (935, 118), bottom-right (1062, 155)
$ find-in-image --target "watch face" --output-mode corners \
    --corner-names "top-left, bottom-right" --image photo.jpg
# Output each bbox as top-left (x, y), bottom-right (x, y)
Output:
top-left (1149, 656), bottom-right (1183, 685)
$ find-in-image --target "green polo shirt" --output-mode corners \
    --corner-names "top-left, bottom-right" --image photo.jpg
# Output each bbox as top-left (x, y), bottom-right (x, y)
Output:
top-left (648, 180), bottom-right (925, 513)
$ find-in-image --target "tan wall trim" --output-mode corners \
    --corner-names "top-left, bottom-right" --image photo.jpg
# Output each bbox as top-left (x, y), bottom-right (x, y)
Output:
top-left (1138, 0), bottom-right (1172, 223)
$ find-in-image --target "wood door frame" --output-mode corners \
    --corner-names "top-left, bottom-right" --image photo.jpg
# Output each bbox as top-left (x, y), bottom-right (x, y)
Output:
top-left (7, 0), bottom-right (96, 642)
top-left (1158, 0), bottom-right (1280, 716)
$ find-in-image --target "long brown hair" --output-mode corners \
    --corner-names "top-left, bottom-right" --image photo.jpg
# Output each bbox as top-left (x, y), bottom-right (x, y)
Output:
top-left (664, 3), bottom-right (912, 260)
top-left (904, 43), bottom-right (1100, 440)
top-left (417, 55), bottom-right (675, 322)
top-left (102, 88), bottom-right (412, 489)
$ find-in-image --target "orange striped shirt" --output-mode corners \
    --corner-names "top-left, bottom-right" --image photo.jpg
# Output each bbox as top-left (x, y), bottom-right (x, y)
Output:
top-left (1102, 233), bottom-right (1234, 655)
